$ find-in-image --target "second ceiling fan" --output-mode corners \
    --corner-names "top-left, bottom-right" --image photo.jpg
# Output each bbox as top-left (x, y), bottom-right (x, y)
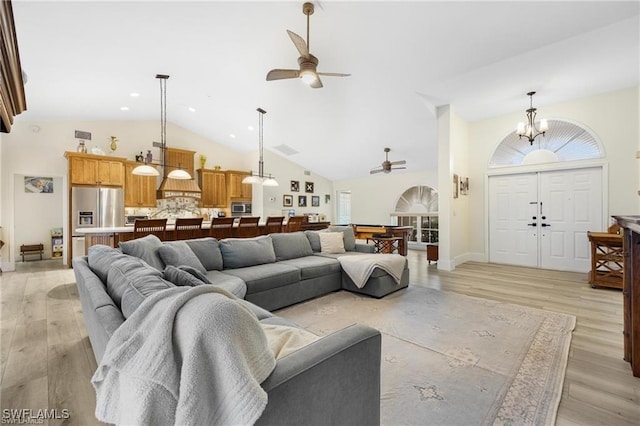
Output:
top-left (266, 2), bottom-right (350, 89)
top-left (370, 148), bottom-right (407, 174)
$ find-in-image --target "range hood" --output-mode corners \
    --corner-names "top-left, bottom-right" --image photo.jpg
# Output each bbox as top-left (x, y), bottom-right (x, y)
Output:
top-left (157, 176), bottom-right (201, 199)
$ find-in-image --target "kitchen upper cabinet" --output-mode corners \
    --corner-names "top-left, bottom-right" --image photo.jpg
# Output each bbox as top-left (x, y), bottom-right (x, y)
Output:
top-left (197, 169), bottom-right (227, 208)
top-left (65, 152), bottom-right (125, 186)
top-left (227, 171), bottom-right (252, 200)
top-left (125, 161), bottom-right (157, 207)
top-left (164, 147), bottom-right (195, 178)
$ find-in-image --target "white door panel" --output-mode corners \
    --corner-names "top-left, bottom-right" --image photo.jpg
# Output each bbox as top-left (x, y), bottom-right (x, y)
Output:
top-left (489, 167), bottom-right (602, 273)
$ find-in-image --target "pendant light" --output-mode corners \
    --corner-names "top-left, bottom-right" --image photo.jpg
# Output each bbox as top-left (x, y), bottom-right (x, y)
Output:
top-left (243, 107), bottom-right (278, 186)
top-left (516, 91), bottom-right (549, 145)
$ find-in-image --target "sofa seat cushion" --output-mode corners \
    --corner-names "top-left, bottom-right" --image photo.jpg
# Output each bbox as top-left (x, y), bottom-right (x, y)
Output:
top-left (279, 256), bottom-right (341, 280)
top-left (204, 270), bottom-right (247, 299)
top-left (219, 236), bottom-right (276, 269)
top-left (221, 263), bottom-right (300, 295)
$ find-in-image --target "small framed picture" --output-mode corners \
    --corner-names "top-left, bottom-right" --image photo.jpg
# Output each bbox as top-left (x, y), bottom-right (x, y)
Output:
top-left (460, 177), bottom-right (469, 195)
top-left (298, 195), bottom-right (307, 207)
top-left (312, 195), bottom-right (320, 207)
top-left (283, 194), bottom-right (293, 207)
top-left (305, 181), bottom-right (314, 193)
top-left (453, 174), bottom-right (459, 199)
top-left (291, 180), bottom-right (299, 192)
top-left (325, 194), bottom-right (330, 204)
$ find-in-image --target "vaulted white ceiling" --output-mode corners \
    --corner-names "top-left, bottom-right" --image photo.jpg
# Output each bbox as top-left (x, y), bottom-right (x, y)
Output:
top-left (12, 1), bottom-right (640, 180)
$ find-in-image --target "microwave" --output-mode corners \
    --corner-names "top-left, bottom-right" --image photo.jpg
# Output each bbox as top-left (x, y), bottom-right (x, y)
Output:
top-left (231, 202), bottom-right (252, 215)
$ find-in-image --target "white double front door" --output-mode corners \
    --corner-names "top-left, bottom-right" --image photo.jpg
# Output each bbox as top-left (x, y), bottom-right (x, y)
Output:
top-left (489, 167), bottom-right (603, 272)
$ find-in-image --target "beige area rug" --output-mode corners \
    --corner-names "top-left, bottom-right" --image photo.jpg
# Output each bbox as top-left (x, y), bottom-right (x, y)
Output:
top-left (276, 286), bottom-right (576, 426)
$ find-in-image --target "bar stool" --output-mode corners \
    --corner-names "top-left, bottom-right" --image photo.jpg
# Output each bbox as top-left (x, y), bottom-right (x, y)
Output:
top-left (285, 216), bottom-right (305, 233)
top-left (237, 216), bottom-right (260, 238)
top-left (174, 217), bottom-right (203, 240)
top-left (133, 218), bottom-right (167, 240)
top-left (265, 216), bottom-right (285, 234)
top-left (210, 217), bottom-right (235, 240)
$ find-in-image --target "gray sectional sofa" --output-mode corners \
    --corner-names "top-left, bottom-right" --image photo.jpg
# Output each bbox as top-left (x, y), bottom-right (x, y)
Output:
top-left (73, 227), bottom-right (409, 425)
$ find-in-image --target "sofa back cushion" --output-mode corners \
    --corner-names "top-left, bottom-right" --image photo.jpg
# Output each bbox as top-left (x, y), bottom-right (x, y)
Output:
top-left (183, 237), bottom-right (224, 271)
top-left (270, 232), bottom-right (313, 261)
top-left (328, 225), bottom-right (356, 251)
top-left (118, 234), bottom-right (164, 271)
top-left (157, 242), bottom-right (207, 274)
top-left (87, 245), bottom-right (130, 283)
top-left (163, 265), bottom-right (210, 287)
top-left (219, 235), bottom-right (276, 269)
top-left (105, 255), bottom-right (167, 311)
top-left (305, 229), bottom-right (328, 252)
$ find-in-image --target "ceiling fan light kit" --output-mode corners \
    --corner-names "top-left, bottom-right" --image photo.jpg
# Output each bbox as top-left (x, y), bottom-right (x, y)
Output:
top-left (516, 91), bottom-right (549, 145)
top-left (266, 2), bottom-right (350, 89)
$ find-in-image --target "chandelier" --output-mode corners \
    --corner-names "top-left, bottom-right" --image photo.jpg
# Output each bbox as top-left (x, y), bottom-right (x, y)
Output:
top-left (132, 74), bottom-right (191, 179)
top-left (516, 91), bottom-right (549, 145)
top-left (242, 108), bottom-right (278, 186)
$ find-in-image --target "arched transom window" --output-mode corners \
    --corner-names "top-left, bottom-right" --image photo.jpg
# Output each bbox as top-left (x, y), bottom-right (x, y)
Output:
top-left (392, 185), bottom-right (438, 245)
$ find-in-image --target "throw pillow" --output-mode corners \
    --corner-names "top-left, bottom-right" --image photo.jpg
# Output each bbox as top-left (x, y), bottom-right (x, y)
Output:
top-left (219, 235), bottom-right (276, 269)
top-left (177, 265), bottom-right (212, 283)
top-left (164, 237), bottom-right (224, 271)
top-left (305, 229), bottom-right (328, 252)
top-left (105, 255), bottom-right (166, 309)
top-left (157, 242), bottom-right (207, 274)
top-left (163, 265), bottom-right (208, 287)
top-left (328, 226), bottom-right (356, 251)
top-left (319, 232), bottom-right (346, 254)
top-left (118, 234), bottom-right (165, 271)
top-left (270, 232), bottom-right (313, 261)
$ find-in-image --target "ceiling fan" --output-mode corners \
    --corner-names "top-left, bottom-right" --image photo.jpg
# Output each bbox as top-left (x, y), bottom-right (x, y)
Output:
top-left (266, 2), bottom-right (350, 89)
top-left (370, 148), bottom-right (407, 174)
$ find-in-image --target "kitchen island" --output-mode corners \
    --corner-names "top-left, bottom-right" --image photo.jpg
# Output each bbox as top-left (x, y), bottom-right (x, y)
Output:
top-left (76, 220), bottom-right (331, 251)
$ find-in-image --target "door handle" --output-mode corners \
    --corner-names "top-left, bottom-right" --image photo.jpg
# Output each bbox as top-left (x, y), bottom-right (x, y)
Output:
top-left (541, 223), bottom-right (551, 227)
top-left (527, 223), bottom-right (537, 227)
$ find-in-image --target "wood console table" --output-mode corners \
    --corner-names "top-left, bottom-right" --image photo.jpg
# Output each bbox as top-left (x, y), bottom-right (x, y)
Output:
top-left (614, 215), bottom-right (640, 377)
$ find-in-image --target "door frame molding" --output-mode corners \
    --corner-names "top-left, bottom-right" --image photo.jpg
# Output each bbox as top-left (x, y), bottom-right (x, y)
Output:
top-left (483, 159), bottom-right (608, 266)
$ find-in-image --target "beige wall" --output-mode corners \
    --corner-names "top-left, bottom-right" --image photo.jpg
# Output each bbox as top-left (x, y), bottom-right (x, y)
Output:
top-left (466, 85), bottom-right (639, 260)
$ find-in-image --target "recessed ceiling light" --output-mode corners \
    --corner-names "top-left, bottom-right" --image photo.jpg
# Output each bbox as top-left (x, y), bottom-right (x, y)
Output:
top-left (188, 107), bottom-right (196, 112)
top-left (130, 92), bottom-right (140, 97)
top-left (229, 134), bottom-right (236, 139)
top-left (120, 106), bottom-right (129, 111)
top-left (247, 125), bottom-right (254, 131)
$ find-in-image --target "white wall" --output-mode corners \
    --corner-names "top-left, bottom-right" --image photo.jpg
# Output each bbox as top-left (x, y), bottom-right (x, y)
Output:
top-left (466, 85), bottom-right (640, 260)
top-left (13, 175), bottom-right (63, 260)
top-left (333, 170), bottom-right (437, 225)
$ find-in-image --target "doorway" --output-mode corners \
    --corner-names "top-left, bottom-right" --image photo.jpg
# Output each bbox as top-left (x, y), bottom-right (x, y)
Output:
top-left (489, 167), bottom-right (602, 272)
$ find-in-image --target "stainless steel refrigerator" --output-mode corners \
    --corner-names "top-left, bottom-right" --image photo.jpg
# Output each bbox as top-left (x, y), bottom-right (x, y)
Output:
top-left (71, 187), bottom-right (124, 256)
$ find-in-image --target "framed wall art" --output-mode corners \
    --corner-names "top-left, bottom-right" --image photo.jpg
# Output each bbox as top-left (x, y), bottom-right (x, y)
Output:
top-left (25, 176), bottom-right (53, 193)
top-left (305, 181), bottom-right (314, 193)
top-left (298, 195), bottom-right (307, 207)
top-left (312, 195), bottom-right (320, 207)
top-left (283, 194), bottom-right (293, 207)
top-left (291, 180), bottom-right (299, 192)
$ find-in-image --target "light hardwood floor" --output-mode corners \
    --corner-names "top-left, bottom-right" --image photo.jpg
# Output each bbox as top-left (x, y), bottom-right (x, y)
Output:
top-left (1, 252), bottom-right (639, 425)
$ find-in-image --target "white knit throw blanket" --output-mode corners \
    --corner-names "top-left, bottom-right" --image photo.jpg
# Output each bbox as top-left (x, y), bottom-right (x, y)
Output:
top-left (92, 285), bottom-right (276, 426)
top-left (338, 253), bottom-right (406, 288)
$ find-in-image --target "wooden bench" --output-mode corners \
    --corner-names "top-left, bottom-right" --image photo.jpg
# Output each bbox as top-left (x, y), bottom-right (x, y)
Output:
top-left (20, 243), bottom-right (44, 262)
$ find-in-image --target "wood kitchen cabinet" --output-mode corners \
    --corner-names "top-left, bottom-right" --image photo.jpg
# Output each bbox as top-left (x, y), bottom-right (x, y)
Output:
top-left (227, 171), bottom-right (252, 200)
top-left (197, 169), bottom-right (227, 208)
top-left (125, 161), bottom-right (157, 207)
top-left (164, 147), bottom-right (195, 178)
top-left (65, 152), bottom-right (125, 186)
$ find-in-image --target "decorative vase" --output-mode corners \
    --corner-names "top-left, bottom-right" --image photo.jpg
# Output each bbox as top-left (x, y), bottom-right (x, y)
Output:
top-left (76, 140), bottom-right (87, 153)
top-left (200, 155), bottom-right (207, 169)
top-left (146, 150), bottom-right (153, 164)
top-left (109, 136), bottom-right (118, 153)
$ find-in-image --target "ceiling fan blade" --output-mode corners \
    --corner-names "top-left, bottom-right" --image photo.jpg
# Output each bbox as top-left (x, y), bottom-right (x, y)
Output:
top-left (266, 69), bottom-right (300, 81)
top-left (370, 169), bottom-right (384, 174)
top-left (390, 160), bottom-right (406, 165)
top-left (317, 72), bottom-right (351, 77)
top-left (310, 75), bottom-right (323, 89)
top-left (287, 30), bottom-right (309, 58)
top-left (391, 167), bottom-right (407, 170)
